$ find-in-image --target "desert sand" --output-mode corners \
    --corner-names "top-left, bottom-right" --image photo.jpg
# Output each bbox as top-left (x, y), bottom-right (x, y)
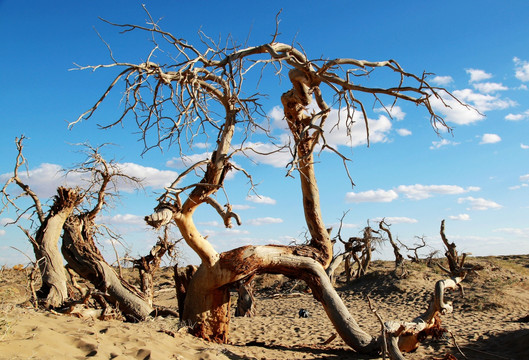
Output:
top-left (1, 256), bottom-right (528, 360)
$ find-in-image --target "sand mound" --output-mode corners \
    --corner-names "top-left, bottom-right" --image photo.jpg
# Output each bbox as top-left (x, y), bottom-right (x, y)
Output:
top-left (1, 255), bottom-right (528, 359)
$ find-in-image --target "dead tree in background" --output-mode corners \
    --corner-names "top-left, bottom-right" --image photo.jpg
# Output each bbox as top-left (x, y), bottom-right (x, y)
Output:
top-left (399, 236), bottom-right (428, 263)
top-left (439, 219), bottom-right (471, 277)
top-left (174, 264), bottom-right (197, 320)
top-left (378, 220), bottom-right (406, 277)
top-left (0, 136), bottom-right (82, 308)
top-left (132, 226), bottom-right (178, 306)
top-left (73, 8), bottom-right (471, 355)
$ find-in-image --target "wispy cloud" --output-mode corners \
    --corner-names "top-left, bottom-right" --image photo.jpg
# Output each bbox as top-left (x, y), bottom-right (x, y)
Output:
top-left (472, 82), bottom-right (508, 93)
top-left (449, 214), bottom-right (471, 221)
top-left (493, 227), bottom-right (529, 238)
top-left (505, 110), bottom-right (529, 121)
top-left (246, 194), bottom-right (276, 205)
top-left (430, 139), bottom-right (460, 150)
top-left (246, 217), bottom-right (283, 226)
top-left (166, 152), bottom-right (211, 169)
top-left (345, 189), bottom-right (398, 203)
top-left (396, 128), bottom-right (412, 136)
top-left (431, 75), bottom-right (453, 86)
top-left (374, 105), bottom-right (406, 120)
top-left (514, 57), bottom-right (529, 82)
top-left (457, 196), bottom-right (502, 210)
top-left (466, 68), bottom-right (492, 83)
top-left (396, 185), bottom-right (479, 200)
top-left (371, 216), bottom-right (418, 224)
top-left (346, 184), bottom-right (479, 203)
top-left (97, 213), bottom-right (146, 226)
top-left (480, 133), bottom-right (502, 144)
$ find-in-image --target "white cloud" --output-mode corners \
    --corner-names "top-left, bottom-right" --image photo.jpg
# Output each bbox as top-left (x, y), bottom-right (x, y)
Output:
top-left (237, 140), bottom-right (291, 168)
top-left (522, 144), bottom-right (529, 149)
top-left (472, 82), bottom-right (508, 93)
top-left (493, 227), bottom-right (529, 238)
top-left (246, 194), bottom-right (276, 205)
top-left (505, 114), bottom-right (525, 121)
top-left (98, 213), bottom-right (145, 226)
top-left (429, 90), bottom-right (484, 125)
top-left (0, 229), bottom-right (5, 236)
top-left (453, 89), bottom-right (516, 113)
top-left (480, 133), bottom-right (501, 144)
top-left (0, 218), bottom-right (14, 226)
top-left (514, 57), bottom-right (529, 82)
top-left (509, 183), bottom-right (528, 190)
top-left (166, 152), bottom-right (211, 169)
top-left (322, 108), bottom-right (392, 148)
top-left (449, 214), bottom-right (471, 221)
top-left (396, 184), bottom-right (479, 200)
top-left (371, 216), bottom-right (418, 224)
top-left (466, 69), bottom-right (492, 83)
top-left (505, 110), bottom-right (529, 121)
top-left (457, 196), bottom-right (502, 210)
top-left (396, 128), bottom-right (412, 136)
top-left (431, 76), bottom-right (453, 86)
top-left (198, 221), bottom-right (221, 227)
top-left (231, 204), bottom-right (253, 210)
top-left (375, 105), bottom-right (406, 120)
top-left (0, 163), bottom-right (70, 198)
top-left (520, 174), bottom-right (529, 182)
top-left (117, 163), bottom-right (178, 191)
top-left (246, 217), bottom-right (283, 226)
top-left (430, 139), bottom-right (459, 150)
top-left (345, 189), bottom-right (399, 203)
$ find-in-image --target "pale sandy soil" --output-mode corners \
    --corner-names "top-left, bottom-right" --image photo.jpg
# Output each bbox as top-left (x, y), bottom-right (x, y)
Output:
top-left (0, 256), bottom-right (528, 360)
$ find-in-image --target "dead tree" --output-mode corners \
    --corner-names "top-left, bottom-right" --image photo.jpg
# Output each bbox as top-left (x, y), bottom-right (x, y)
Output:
top-left (378, 275), bottom-right (467, 360)
top-left (61, 145), bottom-right (153, 321)
top-left (73, 9), bottom-right (470, 355)
top-left (399, 236), bottom-right (428, 263)
top-left (439, 219), bottom-right (471, 277)
top-left (132, 226), bottom-right (178, 306)
top-left (174, 264), bottom-right (197, 320)
top-left (0, 136), bottom-right (82, 308)
top-left (378, 220), bottom-right (406, 277)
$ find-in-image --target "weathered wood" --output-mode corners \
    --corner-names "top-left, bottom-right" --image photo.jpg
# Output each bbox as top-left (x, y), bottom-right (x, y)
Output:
top-left (62, 215), bottom-right (153, 321)
top-left (174, 264), bottom-right (197, 320)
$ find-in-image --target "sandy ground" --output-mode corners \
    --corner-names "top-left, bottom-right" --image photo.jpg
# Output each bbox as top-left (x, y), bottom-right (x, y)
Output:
top-left (0, 256), bottom-right (528, 360)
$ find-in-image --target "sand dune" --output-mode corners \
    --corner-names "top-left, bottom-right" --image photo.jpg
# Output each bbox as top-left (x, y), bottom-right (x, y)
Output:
top-left (1, 256), bottom-right (528, 359)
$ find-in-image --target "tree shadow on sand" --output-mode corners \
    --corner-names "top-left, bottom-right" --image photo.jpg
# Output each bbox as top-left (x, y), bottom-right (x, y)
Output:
top-left (459, 328), bottom-right (529, 360)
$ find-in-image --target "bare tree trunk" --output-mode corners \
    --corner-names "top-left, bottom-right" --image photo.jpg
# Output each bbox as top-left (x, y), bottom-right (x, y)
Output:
top-left (182, 245), bottom-right (380, 352)
top-left (132, 229), bottom-right (175, 306)
top-left (379, 220), bottom-right (405, 276)
top-left (62, 215), bottom-right (153, 321)
top-left (326, 253), bottom-right (345, 286)
top-left (31, 187), bottom-right (80, 308)
top-left (235, 280), bottom-right (256, 317)
top-left (174, 264), bottom-right (197, 320)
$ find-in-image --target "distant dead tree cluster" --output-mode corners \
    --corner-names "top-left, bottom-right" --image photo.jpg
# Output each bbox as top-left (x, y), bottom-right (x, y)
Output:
top-left (1, 6), bottom-right (477, 359)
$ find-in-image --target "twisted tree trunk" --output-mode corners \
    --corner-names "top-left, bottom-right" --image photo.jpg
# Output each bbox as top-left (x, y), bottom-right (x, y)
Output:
top-left (31, 187), bottom-right (81, 308)
top-left (62, 214), bottom-right (153, 321)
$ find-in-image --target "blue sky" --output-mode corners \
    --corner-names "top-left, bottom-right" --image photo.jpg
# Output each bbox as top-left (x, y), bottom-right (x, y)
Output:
top-left (1, 1), bottom-right (528, 266)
